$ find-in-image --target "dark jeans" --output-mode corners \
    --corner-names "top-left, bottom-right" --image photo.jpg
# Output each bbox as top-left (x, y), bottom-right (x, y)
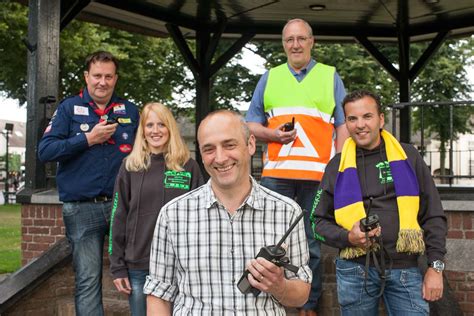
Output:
top-left (62, 201), bottom-right (112, 316)
top-left (260, 177), bottom-right (322, 310)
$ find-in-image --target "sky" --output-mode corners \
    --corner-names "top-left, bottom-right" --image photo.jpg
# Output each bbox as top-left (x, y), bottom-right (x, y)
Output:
top-left (0, 97), bottom-right (26, 122)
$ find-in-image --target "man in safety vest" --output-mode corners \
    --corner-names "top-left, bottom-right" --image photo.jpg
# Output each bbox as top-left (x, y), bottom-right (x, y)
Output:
top-left (246, 18), bottom-right (349, 315)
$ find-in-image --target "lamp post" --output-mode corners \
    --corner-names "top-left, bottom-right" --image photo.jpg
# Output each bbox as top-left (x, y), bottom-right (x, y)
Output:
top-left (3, 123), bottom-right (14, 204)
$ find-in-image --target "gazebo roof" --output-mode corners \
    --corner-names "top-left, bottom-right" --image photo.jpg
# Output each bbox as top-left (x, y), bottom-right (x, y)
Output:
top-left (69, 0), bottom-right (474, 42)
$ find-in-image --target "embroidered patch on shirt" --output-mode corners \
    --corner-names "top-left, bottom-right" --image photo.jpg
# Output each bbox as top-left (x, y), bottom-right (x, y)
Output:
top-left (117, 117), bottom-right (132, 124)
top-left (164, 170), bottom-right (192, 190)
top-left (113, 104), bottom-right (126, 114)
top-left (119, 144), bottom-right (132, 153)
top-left (376, 161), bottom-right (393, 184)
top-left (74, 105), bottom-right (89, 116)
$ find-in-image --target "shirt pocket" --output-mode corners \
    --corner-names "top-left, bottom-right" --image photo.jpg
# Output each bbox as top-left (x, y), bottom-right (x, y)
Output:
top-left (113, 116), bottom-right (136, 145)
top-left (70, 115), bottom-right (97, 135)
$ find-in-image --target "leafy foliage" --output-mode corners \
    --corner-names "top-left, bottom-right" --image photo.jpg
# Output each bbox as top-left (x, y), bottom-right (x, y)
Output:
top-left (0, 2), bottom-right (260, 117)
top-left (0, 2), bottom-right (28, 104)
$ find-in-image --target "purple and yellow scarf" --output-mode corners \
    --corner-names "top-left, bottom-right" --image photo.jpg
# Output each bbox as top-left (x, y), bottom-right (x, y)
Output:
top-left (334, 130), bottom-right (425, 259)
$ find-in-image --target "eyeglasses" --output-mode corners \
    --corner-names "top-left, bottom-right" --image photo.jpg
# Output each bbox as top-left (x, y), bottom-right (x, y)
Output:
top-left (283, 36), bottom-right (311, 45)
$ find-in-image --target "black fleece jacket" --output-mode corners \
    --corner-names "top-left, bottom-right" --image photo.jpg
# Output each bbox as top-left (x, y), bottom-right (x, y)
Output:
top-left (312, 139), bottom-right (447, 268)
top-left (109, 154), bottom-right (204, 279)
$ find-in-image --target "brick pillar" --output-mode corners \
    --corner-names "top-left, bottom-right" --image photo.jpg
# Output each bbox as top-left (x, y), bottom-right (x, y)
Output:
top-left (21, 203), bottom-right (64, 265)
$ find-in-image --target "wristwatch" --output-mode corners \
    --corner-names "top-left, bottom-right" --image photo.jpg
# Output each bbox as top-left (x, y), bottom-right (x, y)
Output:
top-left (428, 260), bottom-right (445, 273)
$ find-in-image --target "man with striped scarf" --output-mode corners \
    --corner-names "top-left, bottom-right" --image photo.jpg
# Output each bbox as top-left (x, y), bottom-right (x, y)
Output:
top-left (311, 90), bottom-right (447, 315)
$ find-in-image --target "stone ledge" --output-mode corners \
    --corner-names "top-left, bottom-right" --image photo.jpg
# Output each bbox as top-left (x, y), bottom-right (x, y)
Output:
top-left (445, 239), bottom-right (474, 272)
top-left (442, 200), bottom-right (473, 212)
top-left (30, 189), bottom-right (62, 205)
top-left (0, 238), bottom-right (71, 313)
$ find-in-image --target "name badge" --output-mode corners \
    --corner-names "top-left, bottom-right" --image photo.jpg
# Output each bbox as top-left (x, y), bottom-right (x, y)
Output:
top-left (74, 105), bottom-right (89, 116)
top-left (118, 117), bottom-right (132, 124)
top-left (164, 171), bottom-right (192, 190)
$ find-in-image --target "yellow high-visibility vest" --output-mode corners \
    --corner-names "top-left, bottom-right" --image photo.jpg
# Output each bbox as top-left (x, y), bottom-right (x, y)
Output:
top-left (262, 62), bottom-right (336, 181)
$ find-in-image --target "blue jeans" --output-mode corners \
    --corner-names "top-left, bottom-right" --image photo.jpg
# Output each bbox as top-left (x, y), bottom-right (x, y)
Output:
top-left (128, 269), bottom-right (148, 316)
top-left (260, 177), bottom-right (321, 310)
top-left (63, 201), bottom-right (112, 316)
top-left (336, 259), bottom-right (429, 316)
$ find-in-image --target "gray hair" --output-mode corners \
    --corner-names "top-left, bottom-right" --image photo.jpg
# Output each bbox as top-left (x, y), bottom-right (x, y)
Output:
top-left (282, 18), bottom-right (313, 38)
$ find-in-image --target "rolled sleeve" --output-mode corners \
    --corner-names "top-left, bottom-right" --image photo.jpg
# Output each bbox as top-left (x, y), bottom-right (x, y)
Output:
top-left (143, 209), bottom-right (179, 301)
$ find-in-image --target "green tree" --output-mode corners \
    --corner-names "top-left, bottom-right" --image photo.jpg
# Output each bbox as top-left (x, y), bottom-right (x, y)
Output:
top-left (0, 153), bottom-right (20, 173)
top-left (0, 2), bottom-right (258, 116)
top-left (0, 2), bottom-right (28, 103)
top-left (411, 38), bottom-right (474, 176)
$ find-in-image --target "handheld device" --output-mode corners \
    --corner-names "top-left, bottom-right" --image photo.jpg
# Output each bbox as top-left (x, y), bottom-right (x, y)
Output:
top-left (106, 117), bottom-right (118, 125)
top-left (283, 117), bottom-right (295, 132)
top-left (360, 197), bottom-right (379, 232)
top-left (237, 210), bottom-right (305, 296)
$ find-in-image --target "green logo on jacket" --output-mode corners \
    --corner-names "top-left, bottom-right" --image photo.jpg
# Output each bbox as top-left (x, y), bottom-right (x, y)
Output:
top-left (164, 170), bottom-right (192, 189)
top-left (375, 161), bottom-right (393, 184)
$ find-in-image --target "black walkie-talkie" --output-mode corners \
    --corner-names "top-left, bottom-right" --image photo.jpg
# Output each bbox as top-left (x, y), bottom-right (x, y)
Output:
top-left (283, 117), bottom-right (295, 131)
top-left (360, 197), bottom-right (379, 232)
top-left (237, 210), bottom-right (305, 296)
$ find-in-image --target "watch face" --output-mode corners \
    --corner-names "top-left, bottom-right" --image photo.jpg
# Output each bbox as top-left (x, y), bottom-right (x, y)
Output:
top-left (432, 260), bottom-right (445, 271)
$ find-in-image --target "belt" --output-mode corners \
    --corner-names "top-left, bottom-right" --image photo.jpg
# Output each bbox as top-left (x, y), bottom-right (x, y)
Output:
top-left (79, 196), bottom-right (113, 203)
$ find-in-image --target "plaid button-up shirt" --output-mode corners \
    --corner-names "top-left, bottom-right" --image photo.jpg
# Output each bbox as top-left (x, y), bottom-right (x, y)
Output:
top-left (144, 177), bottom-right (312, 315)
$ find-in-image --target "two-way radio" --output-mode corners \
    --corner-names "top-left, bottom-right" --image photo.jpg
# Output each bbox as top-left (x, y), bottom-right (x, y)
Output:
top-left (237, 210), bottom-right (305, 296)
top-left (282, 117), bottom-right (295, 132)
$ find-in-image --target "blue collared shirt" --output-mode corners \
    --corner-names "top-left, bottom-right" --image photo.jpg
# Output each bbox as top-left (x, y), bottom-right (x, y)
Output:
top-left (38, 88), bottom-right (139, 202)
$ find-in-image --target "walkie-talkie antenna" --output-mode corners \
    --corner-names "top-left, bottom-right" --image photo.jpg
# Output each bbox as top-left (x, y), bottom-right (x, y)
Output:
top-left (276, 210), bottom-right (305, 248)
top-left (366, 197), bottom-right (373, 217)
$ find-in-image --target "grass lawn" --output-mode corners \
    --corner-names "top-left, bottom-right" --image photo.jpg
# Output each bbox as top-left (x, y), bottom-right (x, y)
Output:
top-left (0, 204), bottom-right (21, 274)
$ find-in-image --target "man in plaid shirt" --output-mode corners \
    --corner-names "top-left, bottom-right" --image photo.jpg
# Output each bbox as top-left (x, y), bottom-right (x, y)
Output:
top-left (144, 110), bottom-right (312, 315)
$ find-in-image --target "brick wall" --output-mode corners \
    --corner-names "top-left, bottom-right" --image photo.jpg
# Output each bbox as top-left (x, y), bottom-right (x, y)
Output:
top-left (18, 203), bottom-right (474, 315)
top-left (21, 204), bottom-right (65, 265)
top-left (447, 212), bottom-right (473, 239)
top-left (445, 211), bottom-right (474, 315)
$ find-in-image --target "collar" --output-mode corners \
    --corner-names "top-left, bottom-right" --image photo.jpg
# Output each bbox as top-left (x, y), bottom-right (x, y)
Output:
top-left (203, 176), bottom-right (266, 211)
top-left (80, 88), bottom-right (119, 108)
top-left (287, 59), bottom-right (316, 76)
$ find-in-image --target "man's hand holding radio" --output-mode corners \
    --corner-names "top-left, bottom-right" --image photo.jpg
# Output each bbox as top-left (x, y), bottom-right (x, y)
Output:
top-left (245, 257), bottom-right (287, 301)
top-left (348, 220), bottom-right (381, 248)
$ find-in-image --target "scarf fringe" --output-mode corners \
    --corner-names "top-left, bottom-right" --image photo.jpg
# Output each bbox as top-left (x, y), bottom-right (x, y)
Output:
top-left (340, 244), bottom-right (380, 259)
top-left (396, 229), bottom-right (425, 254)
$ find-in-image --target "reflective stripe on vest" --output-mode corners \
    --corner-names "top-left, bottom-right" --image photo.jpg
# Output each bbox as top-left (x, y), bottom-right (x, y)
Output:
top-left (262, 62), bottom-right (336, 181)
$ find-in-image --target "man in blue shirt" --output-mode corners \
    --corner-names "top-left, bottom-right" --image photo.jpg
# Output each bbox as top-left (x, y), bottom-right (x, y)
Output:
top-left (39, 51), bottom-right (139, 316)
top-left (246, 19), bottom-right (349, 315)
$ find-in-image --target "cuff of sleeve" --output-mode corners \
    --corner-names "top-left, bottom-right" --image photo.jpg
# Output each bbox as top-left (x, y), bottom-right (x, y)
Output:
top-left (143, 275), bottom-right (177, 302)
top-left (427, 252), bottom-right (445, 264)
top-left (69, 133), bottom-right (90, 151)
top-left (287, 263), bottom-right (312, 284)
top-left (111, 268), bottom-right (128, 280)
top-left (340, 230), bottom-right (352, 248)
